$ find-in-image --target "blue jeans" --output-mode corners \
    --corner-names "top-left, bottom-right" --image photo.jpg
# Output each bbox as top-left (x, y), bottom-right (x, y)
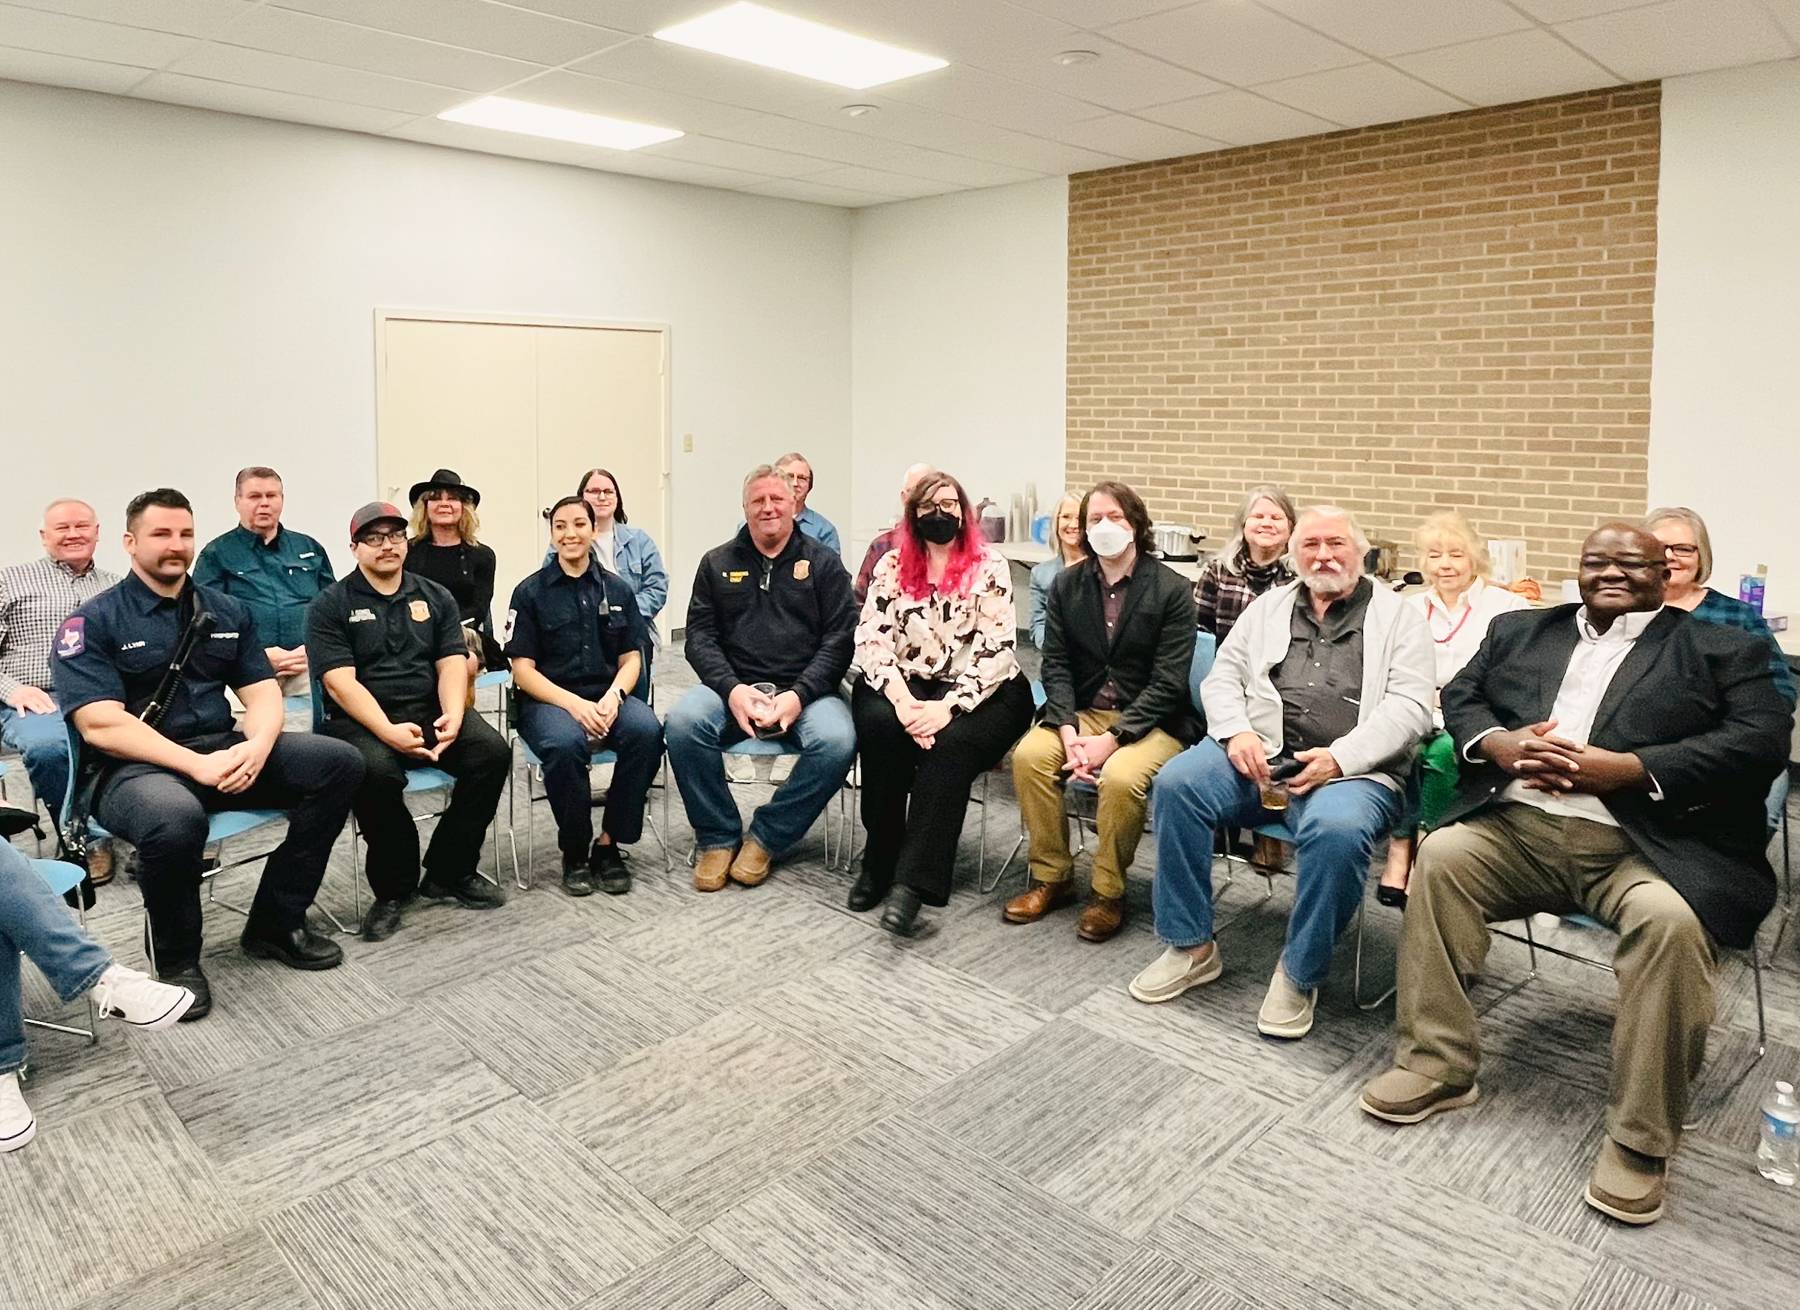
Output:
top-left (1, 842), bottom-right (110, 1074)
top-left (665, 686), bottom-right (855, 854)
top-left (516, 693), bottom-right (664, 856)
top-left (0, 704), bottom-right (71, 817)
top-left (1150, 739), bottom-right (1401, 991)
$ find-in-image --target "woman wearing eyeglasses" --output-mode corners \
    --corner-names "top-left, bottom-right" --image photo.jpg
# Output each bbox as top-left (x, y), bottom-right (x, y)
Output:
top-left (404, 469), bottom-right (502, 671)
top-left (1647, 505), bottom-right (1795, 721)
top-left (849, 470), bottom-right (1035, 937)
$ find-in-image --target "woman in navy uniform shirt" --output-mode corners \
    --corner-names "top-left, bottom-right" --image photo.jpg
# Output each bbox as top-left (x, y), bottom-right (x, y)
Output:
top-left (507, 496), bottom-right (663, 897)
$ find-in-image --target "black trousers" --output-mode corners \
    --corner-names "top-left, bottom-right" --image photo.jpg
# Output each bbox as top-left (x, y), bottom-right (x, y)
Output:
top-left (852, 674), bottom-right (1035, 906)
top-left (319, 711), bottom-right (510, 902)
top-left (94, 732), bottom-right (363, 969)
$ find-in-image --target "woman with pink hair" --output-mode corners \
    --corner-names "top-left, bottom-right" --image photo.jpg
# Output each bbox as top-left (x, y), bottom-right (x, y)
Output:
top-left (849, 470), bottom-right (1035, 936)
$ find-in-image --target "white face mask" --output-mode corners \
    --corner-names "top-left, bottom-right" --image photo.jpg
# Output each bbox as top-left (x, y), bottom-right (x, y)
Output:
top-left (1086, 519), bottom-right (1134, 559)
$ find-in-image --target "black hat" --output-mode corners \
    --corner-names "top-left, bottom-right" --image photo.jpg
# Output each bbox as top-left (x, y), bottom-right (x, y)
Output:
top-left (408, 468), bottom-right (481, 507)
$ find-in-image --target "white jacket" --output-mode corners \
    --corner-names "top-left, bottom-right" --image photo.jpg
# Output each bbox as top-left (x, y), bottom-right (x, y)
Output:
top-left (1202, 578), bottom-right (1434, 792)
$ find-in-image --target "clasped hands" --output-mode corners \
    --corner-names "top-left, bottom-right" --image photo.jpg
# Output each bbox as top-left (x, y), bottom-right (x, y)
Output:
top-left (1059, 725), bottom-right (1118, 782)
top-left (888, 689), bottom-right (953, 749)
top-left (189, 737), bottom-right (273, 794)
top-left (566, 688), bottom-right (622, 741)
top-left (728, 684), bottom-right (803, 739)
top-left (1480, 718), bottom-right (1645, 795)
top-left (378, 711), bottom-right (463, 763)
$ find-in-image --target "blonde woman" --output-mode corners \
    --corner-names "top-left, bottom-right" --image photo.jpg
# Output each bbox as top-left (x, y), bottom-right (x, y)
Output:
top-left (1379, 510), bottom-right (1529, 906)
top-left (1191, 484), bottom-right (1296, 644)
top-left (1029, 493), bottom-right (1086, 648)
top-left (404, 468), bottom-right (502, 671)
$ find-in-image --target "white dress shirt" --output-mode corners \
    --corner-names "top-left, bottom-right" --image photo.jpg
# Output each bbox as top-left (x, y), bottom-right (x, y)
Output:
top-left (1471, 605), bottom-right (1663, 827)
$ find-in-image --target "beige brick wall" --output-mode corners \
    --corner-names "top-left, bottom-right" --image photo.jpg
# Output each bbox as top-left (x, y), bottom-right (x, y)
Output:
top-left (1066, 85), bottom-right (1659, 580)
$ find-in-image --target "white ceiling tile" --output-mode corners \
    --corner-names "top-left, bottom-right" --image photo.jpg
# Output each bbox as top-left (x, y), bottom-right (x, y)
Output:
top-left (640, 132), bottom-right (835, 177)
top-left (600, 150), bottom-right (775, 189)
top-left (1257, 61), bottom-right (1468, 128)
top-left (711, 111), bottom-right (1044, 185)
top-left (961, 32), bottom-right (1222, 112)
top-left (1056, 112), bottom-right (1227, 161)
top-left (503, 67), bottom-right (760, 134)
top-left (1102, 0), bottom-right (1364, 85)
top-left (769, 0), bottom-right (1076, 66)
top-left (1257, 0), bottom-right (1531, 57)
top-left (1391, 27), bottom-right (1623, 103)
top-left (0, 3), bottom-right (193, 66)
top-left (1507, 0), bottom-right (1661, 19)
top-left (391, 114), bottom-right (613, 164)
top-left (746, 176), bottom-right (906, 207)
top-left (4, 0), bottom-right (250, 38)
top-left (165, 43), bottom-right (465, 114)
top-left (1137, 87), bottom-right (1338, 145)
top-left (0, 42), bottom-right (146, 91)
top-left (570, 35), bottom-right (845, 116)
top-left (133, 70), bottom-right (414, 131)
top-left (799, 164), bottom-right (959, 198)
top-left (220, 6), bottom-right (541, 92)
top-left (499, 0), bottom-right (715, 35)
top-left (268, 0), bottom-right (631, 65)
top-left (1555, 0), bottom-right (1792, 79)
top-left (876, 63), bottom-right (1109, 133)
top-left (796, 92), bottom-right (1129, 172)
top-left (1004, 0), bottom-right (1205, 23)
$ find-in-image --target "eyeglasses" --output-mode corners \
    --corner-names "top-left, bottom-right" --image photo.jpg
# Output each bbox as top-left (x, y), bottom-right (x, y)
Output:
top-left (1663, 543), bottom-right (1699, 559)
top-left (356, 530), bottom-right (409, 547)
top-left (585, 487), bottom-right (618, 500)
top-left (1579, 555), bottom-right (1663, 575)
top-left (918, 498), bottom-right (962, 516)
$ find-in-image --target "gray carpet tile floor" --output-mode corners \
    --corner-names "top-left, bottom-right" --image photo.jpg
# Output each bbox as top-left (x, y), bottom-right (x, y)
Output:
top-left (4, 643), bottom-right (1799, 1310)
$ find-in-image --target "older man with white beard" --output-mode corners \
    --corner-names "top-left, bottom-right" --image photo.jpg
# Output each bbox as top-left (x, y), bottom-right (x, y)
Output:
top-left (1128, 505), bottom-right (1433, 1039)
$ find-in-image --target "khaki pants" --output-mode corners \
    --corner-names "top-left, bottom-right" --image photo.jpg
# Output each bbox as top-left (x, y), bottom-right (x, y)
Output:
top-left (1011, 712), bottom-right (1183, 899)
top-left (1398, 803), bottom-right (1717, 1157)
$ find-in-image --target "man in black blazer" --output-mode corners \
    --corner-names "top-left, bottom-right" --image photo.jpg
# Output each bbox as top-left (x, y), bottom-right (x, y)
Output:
top-left (1005, 481), bottom-right (1197, 942)
top-left (1361, 522), bottom-right (1792, 1227)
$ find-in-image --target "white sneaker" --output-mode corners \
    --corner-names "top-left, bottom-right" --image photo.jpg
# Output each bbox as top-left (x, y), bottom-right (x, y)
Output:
top-left (0, 1073), bottom-right (35, 1154)
top-left (724, 754), bottom-right (757, 783)
top-left (769, 755), bottom-right (796, 785)
top-left (1256, 962), bottom-right (1317, 1039)
top-left (92, 965), bottom-right (195, 1030)
top-left (1128, 942), bottom-right (1222, 1004)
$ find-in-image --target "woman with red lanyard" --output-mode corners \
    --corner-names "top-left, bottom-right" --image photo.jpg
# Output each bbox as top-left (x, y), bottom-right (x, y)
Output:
top-left (1377, 510), bottom-right (1530, 906)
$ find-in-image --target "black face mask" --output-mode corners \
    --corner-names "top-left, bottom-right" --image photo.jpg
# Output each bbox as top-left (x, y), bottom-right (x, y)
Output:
top-left (917, 510), bottom-right (961, 545)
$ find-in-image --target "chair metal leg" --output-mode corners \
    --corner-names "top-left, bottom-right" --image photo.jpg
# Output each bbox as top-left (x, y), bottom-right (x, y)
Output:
top-left (1352, 897), bottom-right (1397, 1011)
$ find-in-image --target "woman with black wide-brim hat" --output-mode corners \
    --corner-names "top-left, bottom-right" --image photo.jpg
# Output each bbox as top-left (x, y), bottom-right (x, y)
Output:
top-left (404, 468), bottom-right (504, 670)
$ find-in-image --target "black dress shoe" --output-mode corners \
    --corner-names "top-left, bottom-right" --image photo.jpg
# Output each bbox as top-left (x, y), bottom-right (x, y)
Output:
top-left (158, 963), bottom-right (211, 1021)
top-left (562, 852), bottom-right (596, 898)
top-left (418, 870), bottom-right (506, 909)
top-left (241, 925), bottom-right (345, 971)
top-left (880, 887), bottom-right (924, 938)
top-left (591, 842), bottom-right (631, 896)
top-left (1375, 884), bottom-right (1408, 910)
top-left (362, 898), bottom-right (406, 941)
top-left (847, 868), bottom-right (892, 913)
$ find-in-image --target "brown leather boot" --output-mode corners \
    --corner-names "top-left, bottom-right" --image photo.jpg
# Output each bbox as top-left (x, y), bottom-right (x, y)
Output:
top-left (1003, 879), bottom-right (1076, 923)
top-left (1076, 895), bottom-right (1125, 942)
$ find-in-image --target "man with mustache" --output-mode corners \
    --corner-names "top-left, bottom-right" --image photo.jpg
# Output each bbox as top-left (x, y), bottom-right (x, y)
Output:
top-left (52, 489), bottom-right (363, 1018)
top-left (1129, 505), bottom-right (1433, 1039)
top-left (306, 502), bottom-right (511, 941)
top-left (1361, 522), bottom-right (1791, 1226)
top-left (0, 498), bottom-right (119, 876)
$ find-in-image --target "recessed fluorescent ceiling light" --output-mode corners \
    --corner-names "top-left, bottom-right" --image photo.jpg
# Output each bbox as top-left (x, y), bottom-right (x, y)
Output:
top-left (439, 97), bottom-right (682, 150)
top-left (653, 2), bottom-right (947, 90)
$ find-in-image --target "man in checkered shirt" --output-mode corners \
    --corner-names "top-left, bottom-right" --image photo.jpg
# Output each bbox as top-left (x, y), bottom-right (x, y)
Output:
top-left (1, 498), bottom-right (120, 837)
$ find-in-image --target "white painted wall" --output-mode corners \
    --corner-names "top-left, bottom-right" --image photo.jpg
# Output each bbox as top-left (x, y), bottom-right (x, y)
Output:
top-left (1650, 58), bottom-right (1800, 616)
top-left (848, 178), bottom-right (1067, 563)
top-left (0, 79), bottom-right (850, 625)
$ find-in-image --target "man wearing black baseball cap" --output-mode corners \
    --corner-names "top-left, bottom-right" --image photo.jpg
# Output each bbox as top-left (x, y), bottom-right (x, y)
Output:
top-left (304, 502), bottom-right (511, 941)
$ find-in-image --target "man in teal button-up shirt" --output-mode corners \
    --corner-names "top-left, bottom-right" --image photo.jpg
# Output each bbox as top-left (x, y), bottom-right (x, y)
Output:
top-left (193, 465), bottom-right (335, 693)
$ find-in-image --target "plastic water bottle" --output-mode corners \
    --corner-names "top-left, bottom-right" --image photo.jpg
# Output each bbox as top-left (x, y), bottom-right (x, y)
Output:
top-left (1757, 1080), bottom-right (1800, 1185)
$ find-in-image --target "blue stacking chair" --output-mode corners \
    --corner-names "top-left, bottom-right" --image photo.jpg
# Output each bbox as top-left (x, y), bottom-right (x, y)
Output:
top-left (309, 680), bottom-right (503, 930)
top-left (504, 681), bottom-right (671, 889)
top-left (19, 857), bottom-right (98, 1056)
top-left (60, 720), bottom-right (308, 971)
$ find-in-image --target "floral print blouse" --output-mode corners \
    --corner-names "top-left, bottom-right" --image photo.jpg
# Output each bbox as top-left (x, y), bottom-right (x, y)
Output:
top-left (856, 547), bottom-right (1020, 712)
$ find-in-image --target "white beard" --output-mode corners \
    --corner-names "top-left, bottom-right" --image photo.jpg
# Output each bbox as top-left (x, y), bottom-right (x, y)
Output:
top-left (1300, 563), bottom-right (1360, 598)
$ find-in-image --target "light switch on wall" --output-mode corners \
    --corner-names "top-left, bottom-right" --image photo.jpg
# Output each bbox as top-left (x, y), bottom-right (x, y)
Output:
top-left (682, 433), bottom-right (694, 452)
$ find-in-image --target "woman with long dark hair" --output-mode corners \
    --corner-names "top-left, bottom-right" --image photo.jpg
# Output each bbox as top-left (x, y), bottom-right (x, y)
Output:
top-left (849, 470), bottom-right (1035, 937)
